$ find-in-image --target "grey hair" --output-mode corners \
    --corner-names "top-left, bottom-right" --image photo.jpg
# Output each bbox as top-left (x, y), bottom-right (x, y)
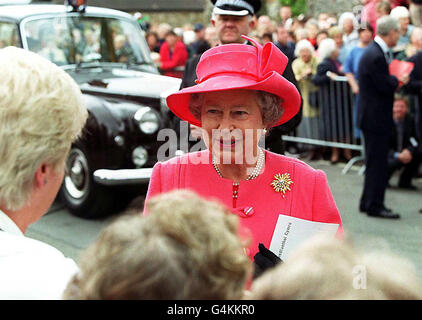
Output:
top-left (376, 16), bottom-right (399, 36)
top-left (317, 38), bottom-right (337, 60)
top-left (294, 39), bottom-right (315, 57)
top-left (338, 12), bottom-right (359, 31)
top-left (188, 90), bottom-right (284, 128)
top-left (305, 18), bottom-right (319, 29)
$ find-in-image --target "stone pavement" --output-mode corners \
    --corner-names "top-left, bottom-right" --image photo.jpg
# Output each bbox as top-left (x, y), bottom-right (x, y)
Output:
top-left (311, 160), bottom-right (422, 279)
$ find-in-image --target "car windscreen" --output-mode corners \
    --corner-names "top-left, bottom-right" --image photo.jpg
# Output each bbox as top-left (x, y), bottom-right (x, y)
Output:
top-left (23, 15), bottom-right (152, 66)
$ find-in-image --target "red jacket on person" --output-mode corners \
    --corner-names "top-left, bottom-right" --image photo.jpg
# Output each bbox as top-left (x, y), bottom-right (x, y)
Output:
top-left (144, 150), bottom-right (344, 259)
top-left (159, 40), bottom-right (188, 78)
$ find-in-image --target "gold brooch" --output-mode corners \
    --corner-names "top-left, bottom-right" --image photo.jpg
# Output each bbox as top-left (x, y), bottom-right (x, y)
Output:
top-left (271, 173), bottom-right (293, 198)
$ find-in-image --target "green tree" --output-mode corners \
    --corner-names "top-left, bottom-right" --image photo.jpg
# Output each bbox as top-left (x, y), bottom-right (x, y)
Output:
top-left (278, 0), bottom-right (307, 17)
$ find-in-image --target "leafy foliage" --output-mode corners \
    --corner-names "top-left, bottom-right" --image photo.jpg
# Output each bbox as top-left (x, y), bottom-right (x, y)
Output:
top-left (278, 0), bottom-right (307, 16)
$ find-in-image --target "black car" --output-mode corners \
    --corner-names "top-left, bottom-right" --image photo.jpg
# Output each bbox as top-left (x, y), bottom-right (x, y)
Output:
top-left (0, 2), bottom-right (182, 218)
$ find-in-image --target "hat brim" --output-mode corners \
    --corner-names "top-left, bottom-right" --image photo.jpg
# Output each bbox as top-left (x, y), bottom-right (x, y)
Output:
top-left (166, 72), bottom-right (301, 128)
top-left (213, 7), bottom-right (250, 16)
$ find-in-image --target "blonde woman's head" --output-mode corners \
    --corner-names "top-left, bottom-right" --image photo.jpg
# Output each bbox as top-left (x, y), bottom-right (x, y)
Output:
top-left (0, 47), bottom-right (87, 211)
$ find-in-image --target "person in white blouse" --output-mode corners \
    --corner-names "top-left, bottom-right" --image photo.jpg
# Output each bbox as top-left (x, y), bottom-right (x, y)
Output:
top-left (339, 12), bottom-right (359, 48)
top-left (0, 47), bottom-right (88, 299)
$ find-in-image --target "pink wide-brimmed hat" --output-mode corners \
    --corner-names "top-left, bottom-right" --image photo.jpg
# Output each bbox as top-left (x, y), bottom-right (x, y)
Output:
top-left (166, 36), bottom-right (301, 127)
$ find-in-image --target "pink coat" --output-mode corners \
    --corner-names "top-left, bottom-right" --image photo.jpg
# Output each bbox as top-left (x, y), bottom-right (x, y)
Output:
top-left (144, 150), bottom-right (343, 258)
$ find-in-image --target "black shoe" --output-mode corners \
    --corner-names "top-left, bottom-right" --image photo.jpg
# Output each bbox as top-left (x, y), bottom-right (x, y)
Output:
top-left (367, 208), bottom-right (400, 219)
top-left (398, 183), bottom-right (418, 190)
top-left (383, 206), bottom-right (393, 213)
top-left (419, 209), bottom-right (422, 214)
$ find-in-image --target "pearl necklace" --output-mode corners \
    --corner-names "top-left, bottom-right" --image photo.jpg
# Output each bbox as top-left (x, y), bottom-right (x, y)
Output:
top-left (212, 148), bottom-right (265, 181)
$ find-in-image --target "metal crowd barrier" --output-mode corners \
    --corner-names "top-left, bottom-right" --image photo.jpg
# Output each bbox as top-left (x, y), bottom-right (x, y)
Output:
top-left (282, 76), bottom-right (421, 175)
top-left (282, 76), bottom-right (363, 174)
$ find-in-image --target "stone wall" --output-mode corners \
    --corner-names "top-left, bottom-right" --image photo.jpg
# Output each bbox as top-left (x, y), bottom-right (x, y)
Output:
top-left (305, 0), bottom-right (363, 17)
top-left (141, 11), bottom-right (209, 28)
top-left (142, 1), bottom-right (214, 28)
top-left (58, 0), bottom-right (365, 28)
top-left (264, 0), bottom-right (364, 20)
top-left (143, 0), bottom-right (366, 28)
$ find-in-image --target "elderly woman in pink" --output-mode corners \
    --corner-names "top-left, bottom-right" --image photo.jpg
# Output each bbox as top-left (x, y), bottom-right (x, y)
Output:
top-left (144, 36), bottom-right (343, 275)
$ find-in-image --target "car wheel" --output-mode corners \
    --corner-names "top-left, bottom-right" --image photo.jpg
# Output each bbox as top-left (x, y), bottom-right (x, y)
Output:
top-left (59, 144), bottom-right (115, 219)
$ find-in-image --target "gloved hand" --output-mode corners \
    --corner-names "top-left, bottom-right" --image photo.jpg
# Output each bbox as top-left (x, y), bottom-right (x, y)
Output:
top-left (253, 243), bottom-right (283, 279)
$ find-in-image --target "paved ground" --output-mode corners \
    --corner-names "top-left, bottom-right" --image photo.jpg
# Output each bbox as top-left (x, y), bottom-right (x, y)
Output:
top-left (315, 160), bottom-right (422, 279)
top-left (27, 159), bottom-right (422, 278)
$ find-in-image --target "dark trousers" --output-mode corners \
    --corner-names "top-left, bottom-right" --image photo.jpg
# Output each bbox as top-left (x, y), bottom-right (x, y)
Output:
top-left (360, 130), bottom-right (391, 213)
top-left (388, 151), bottom-right (421, 186)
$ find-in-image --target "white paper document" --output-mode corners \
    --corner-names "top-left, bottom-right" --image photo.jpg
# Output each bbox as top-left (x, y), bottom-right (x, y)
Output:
top-left (269, 215), bottom-right (340, 261)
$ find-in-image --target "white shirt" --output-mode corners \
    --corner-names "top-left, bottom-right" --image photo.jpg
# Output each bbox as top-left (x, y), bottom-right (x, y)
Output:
top-left (343, 30), bottom-right (359, 47)
top-left (0, 210), bottom-right (79, 300)
top-left (374, 35), bottom-right (393, 63)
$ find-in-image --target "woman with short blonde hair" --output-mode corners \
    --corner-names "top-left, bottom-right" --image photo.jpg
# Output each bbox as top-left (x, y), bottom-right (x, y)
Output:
top-left (0, 46), bottom-right (87, 299)
top-left (0, 47), bottom-right (87, 211)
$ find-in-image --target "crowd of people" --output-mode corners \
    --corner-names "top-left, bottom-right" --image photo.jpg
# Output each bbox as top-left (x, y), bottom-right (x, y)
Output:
top-left (145, 0), bottom-right (422, 168)
top-left (144, 0), bottom-right (422, 215)
top-left (1, 0), bottom-right (422, 301)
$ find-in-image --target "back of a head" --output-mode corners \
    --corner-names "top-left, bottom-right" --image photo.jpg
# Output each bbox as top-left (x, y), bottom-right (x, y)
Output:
top-left (377, 15), bottom-right (399, 37)
top-left (0, 47), bottom-right (87, 211)
top-left (249, 235), bottom-right (422, 300)
top-left (64, 190), bottom-right (251, 300)
top-left (318, 38), bottom-right (337, 60)
top-left (64, 213), bottom-right (188, 300)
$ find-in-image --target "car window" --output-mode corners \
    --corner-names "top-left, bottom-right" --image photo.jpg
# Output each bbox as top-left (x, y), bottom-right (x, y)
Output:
top-left (23, 15), bottom-right (151, 66)
top-left (0, 21), bottom-right (21, 48)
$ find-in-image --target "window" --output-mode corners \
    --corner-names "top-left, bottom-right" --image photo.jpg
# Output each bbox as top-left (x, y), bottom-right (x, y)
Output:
top-left (0, 22), bottom-right (21, 48)
top-left (23, 15), bottom-right (151, 66)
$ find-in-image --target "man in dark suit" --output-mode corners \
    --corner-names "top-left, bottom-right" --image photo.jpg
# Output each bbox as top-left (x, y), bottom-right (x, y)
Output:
top-left (274, 24), bottom-right (295, 62)
top-left (406, 50), bottom-right (422, 143)
top-left (357, 16), bottom-right (410, 219)
top-left (404, 50), bottom-right (422, 215)
top-left (177, 0), bottom-right (302, 155)
top-left (388, 94), bottom-right (421, 189)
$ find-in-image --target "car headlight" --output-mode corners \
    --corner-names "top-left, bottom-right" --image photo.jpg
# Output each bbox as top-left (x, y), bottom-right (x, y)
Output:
top-left (134, 107), bottom-right (159, 134)
top-left (132, 146), bottom-right (148, 167)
